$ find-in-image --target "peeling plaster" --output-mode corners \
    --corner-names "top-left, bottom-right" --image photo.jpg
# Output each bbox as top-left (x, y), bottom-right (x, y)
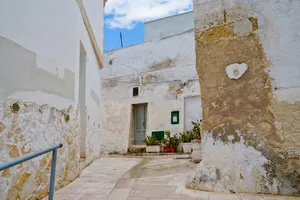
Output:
top-left (190, 0), bottom-right (300, 196)
top-left (186, 129), bottom-right (278, 194)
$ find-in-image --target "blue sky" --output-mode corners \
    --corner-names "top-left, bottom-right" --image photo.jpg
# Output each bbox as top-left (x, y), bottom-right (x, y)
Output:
top-left (104, 19), bottom-right (144, 51)
top-left (104, 0), bottom-right (192, 51)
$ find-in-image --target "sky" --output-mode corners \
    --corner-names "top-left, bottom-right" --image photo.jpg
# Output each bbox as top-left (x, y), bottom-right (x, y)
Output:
top-left (104, 0), bottom-right (193, 51)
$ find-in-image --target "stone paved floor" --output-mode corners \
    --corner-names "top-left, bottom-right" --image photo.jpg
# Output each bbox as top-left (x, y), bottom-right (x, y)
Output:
top-left (47, 156), bottom-right (300, 200)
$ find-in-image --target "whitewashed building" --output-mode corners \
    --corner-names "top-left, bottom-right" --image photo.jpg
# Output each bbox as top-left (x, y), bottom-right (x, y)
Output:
top-left (0, 0), bottom-right (105, 199)
top-left (100, 11), bottom-right (202, 154)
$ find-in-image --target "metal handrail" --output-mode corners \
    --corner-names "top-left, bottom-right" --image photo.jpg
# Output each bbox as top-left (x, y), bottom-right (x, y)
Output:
top-left (0, 144), bottom-right (63, 200)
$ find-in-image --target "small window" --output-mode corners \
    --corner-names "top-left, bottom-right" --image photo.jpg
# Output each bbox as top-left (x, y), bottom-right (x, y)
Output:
top-left (171, 111), bottom-right (180, 124)
top-left (133, 87), bottom-right (139, 97)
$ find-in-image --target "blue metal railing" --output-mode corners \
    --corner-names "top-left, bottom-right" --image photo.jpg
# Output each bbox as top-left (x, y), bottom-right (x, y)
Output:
top-left (0, 144), bottom-right (63, 200)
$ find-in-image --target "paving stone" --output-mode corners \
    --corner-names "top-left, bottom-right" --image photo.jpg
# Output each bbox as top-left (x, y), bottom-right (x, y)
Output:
top-left (166, 191), bottom-right (197, 199)
top-left (56, 187), bottom-right (88, 195)
top-left (83, 188), bottom-right (112, 196)
top-left (52, 156), bottom-right (297, 200)
top-left (209, 194), bottom-right (240, 200)
top-left (107, 188), bottom-right (131, 200)
top-left (115, 178), bottom-right (136, 189)
top-left (130, 189), bottom-right (169, 198)
top-left (262, 197), bottom-right (292, 200)
top-left (52, 194), bottom-right (83, 200)
top-left (240, 195), bottom-right (263, 200)
top-left (134, 180), bottom-right (170, 185)
top-left (132, 184), bottom-right (177, 192)
top-left (77, 195), bottom-right (107, 200)
top-left (127, 198), bottom-right (148, 200)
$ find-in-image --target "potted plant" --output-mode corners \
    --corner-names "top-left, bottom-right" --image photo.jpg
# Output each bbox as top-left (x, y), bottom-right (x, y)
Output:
top-left (179, 130), bottom-right (194, 154)
top-left (191, 120), bottom-right (202, 163)
top-left (143, 136), bottom-right (161, 153)
top-left (162, 130), bottom-right (179, 153)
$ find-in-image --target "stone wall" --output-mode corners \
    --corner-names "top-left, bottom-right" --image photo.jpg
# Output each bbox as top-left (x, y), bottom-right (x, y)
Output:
top-left (187, 0), bottom-right (300, 196)
top-left (0, 101), bottom-right (80, 200)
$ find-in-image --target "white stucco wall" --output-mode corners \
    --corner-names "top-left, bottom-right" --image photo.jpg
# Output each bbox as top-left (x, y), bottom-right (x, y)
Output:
top-left (0, 0), bottom-right (104, 199)
top-left (100, 30), bottom-right (199, 154)
top-left (145, 11), bottom-right (194, 42)
top-left (83, 0), bottom-right (104, 53)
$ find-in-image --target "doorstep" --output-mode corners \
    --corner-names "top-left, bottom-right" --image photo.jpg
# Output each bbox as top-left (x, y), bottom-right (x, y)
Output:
top-left (128, 145), bottom-right (146, 153)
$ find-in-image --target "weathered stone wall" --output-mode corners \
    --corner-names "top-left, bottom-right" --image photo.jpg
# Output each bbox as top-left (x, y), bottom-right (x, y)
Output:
top-left (0, 101), bottom-right (80, 200)
top-left (187, 0), bottom-right (300, 196)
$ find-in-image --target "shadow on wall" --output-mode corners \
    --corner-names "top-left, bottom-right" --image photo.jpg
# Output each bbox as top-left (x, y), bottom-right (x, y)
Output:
top-left (0, 36), bottom-right (75, 101)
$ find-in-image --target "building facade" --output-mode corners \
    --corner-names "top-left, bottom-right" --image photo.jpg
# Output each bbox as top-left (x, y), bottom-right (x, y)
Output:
top-left (187, 0), bottom-right (300, 196)
top-left (0, 0), bottom-right (105, 199)
top-left (100, 11), bottom-right (202, 154)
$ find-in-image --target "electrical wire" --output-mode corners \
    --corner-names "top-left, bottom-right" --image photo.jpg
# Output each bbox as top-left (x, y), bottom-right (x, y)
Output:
top-left (101, 78), bottom-right (198, 84)
top-left (102, 30), bottom-right (196, 79)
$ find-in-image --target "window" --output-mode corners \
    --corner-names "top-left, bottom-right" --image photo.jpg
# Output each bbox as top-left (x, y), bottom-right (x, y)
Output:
top-left (133, 87), bottom-right (139, 97)
top-left (171, 111), bottom-right (180, 124)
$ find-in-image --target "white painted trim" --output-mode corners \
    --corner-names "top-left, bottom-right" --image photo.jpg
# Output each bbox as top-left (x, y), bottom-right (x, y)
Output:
top-left (76, 0), bottom-right (103, 69)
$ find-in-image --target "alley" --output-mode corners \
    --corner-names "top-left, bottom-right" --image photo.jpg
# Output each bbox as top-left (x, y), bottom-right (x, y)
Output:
top-left (47, 156), bottom-right (299, 200)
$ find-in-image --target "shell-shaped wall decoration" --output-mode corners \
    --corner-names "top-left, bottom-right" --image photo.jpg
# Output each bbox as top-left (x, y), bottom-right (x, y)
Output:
top-left (225, 63), bottom-right (248, 80)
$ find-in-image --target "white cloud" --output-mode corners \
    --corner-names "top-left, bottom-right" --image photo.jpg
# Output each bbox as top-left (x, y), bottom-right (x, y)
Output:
top-left (105, 0), bottom-right (193, 29)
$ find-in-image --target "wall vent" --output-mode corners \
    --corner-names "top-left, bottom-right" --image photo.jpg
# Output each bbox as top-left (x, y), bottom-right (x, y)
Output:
top-left (11, 103), bottom-right (20, 113)
top-left (64, 113), bottom-right (70, 122)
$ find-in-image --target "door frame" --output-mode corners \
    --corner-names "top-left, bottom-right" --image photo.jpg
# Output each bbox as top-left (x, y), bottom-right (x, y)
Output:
top-left (181, 91), bottom-right (201, 131)
top-left (128, 101), bottom-right (148, 147)
top-left (79, 42), bottom-right (87, 158)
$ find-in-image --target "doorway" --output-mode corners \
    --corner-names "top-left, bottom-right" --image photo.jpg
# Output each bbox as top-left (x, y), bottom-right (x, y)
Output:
top-left (134, 104), bottom-right (147, 145)
top-left (184, 95), bottom-right (202, 130)
top-left (79, 42), bottom-right (87, 158)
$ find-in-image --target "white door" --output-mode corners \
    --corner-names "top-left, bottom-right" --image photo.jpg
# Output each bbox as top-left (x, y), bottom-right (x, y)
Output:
top-left (184, 96), bottom-right (202, 130)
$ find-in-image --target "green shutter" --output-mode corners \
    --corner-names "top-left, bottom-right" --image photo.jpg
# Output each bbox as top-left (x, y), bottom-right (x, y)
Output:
top-left (152, 131), bottom-right (164, 141)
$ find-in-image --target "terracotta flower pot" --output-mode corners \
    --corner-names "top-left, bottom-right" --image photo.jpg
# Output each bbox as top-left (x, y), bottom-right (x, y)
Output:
top-left (163, 146), bottom-right (177, 153)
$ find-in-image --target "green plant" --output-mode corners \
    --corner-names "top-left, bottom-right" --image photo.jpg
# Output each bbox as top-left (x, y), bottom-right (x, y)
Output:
top-left (162, 130), bottom-right (180, 147)
top-left (179, 130), bottom-right (195, 143)
top-left (179, 131), bottom-right (188, 143)
top-left (191, 120), bottom-right (202, 140)
top-left (143, 136), bottom-right (161, 146)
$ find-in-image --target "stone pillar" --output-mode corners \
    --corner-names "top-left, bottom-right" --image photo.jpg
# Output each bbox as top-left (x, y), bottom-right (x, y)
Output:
top-left (186, 0), bottom-right (300, 196)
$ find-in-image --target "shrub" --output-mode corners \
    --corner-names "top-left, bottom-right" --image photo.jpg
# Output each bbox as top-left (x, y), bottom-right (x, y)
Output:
top-left (162, 130), bottom-right (180, 147)
top-left (191, 120), bottom-right (202, 140)
top-left (143, 136), bottom-right (161, 146)
top-left (179, 130), bottom-right (195, 143)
